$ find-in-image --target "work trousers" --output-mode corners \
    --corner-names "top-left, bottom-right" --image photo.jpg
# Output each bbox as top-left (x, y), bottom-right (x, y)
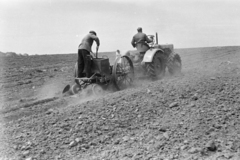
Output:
top-left (77, 49), bottom-right (92, 78)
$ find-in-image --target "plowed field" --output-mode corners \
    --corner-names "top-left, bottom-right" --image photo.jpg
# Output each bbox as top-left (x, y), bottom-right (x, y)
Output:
top-left (1, 46), bottom-right (240, 160)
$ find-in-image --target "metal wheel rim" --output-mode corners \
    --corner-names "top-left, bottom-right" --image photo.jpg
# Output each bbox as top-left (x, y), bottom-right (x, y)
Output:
top-left (71, 83), bottom-right (81, 94)
top-left (92, 84), bottom-right (103, 96)
top-left (114, 56), bottom-right (134, 90)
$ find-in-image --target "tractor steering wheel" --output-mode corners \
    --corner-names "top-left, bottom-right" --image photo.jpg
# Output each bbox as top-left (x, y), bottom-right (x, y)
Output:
top-left (147, 35), bottom-right (155, 46)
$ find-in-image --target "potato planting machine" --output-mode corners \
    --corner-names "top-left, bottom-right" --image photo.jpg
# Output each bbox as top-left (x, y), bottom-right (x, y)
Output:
top-left (62, 50), bottom-right (134, 96)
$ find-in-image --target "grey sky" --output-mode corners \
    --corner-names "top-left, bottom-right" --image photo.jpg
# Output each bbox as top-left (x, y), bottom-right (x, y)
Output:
top-left (0, 0), bottom-right (239, 55)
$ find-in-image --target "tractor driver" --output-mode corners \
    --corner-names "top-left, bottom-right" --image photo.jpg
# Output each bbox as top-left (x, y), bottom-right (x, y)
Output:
top-left (131, 27), bottom-right (153, 52)
top-left (131, 27), bottom-right (153, 62)
top-left (77, 31), bottom-right (100, 78)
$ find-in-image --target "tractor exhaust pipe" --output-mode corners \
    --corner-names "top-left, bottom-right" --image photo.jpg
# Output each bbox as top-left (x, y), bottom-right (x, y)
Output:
top-left (156, 32), bottom-right (158, 45)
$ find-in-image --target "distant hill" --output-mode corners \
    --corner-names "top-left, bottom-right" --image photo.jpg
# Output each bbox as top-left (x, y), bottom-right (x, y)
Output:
top-left (0, 51), bottom-right (29, 57)
top-left (0, 51), bottom-right (5, 57)
top-left (5, 52), bottom-right (17, 57)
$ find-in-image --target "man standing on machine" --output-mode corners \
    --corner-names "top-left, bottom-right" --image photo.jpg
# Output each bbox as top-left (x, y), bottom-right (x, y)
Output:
top-left (78, 31), bottom-right (100, 78)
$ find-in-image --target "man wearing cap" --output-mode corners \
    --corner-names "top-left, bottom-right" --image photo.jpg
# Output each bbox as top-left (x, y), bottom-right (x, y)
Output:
top-left (131, 27), bottom-right (153, 51)
top-left (131, 27), bottom-right (153, 62)
top-left (77, 31), bottom-right (100, 78)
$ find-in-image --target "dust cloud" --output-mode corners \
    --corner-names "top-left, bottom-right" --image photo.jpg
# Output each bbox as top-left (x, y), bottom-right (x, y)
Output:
top-left (36, 78), bottom-right (65, 100)
top-left (65, 84), bottom-right (111, 106)
top-left (36, 75), bottom-right (113, 107)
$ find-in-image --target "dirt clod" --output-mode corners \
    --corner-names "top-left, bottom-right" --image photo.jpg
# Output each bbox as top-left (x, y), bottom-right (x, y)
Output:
top-left (206, 140), bottom-right (217, 152)
top-left (169, 102), bottom-right (178, 108)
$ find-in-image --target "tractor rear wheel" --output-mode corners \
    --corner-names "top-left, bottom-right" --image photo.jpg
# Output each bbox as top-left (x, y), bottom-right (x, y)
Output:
top-left (145, 52), bottom-right (166, 80)
top-left (167, 53), bottom-right (182, 75)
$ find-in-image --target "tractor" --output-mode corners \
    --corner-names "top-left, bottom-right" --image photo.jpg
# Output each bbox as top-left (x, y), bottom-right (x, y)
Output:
top-left (116, 33), bottom-right (182, 80)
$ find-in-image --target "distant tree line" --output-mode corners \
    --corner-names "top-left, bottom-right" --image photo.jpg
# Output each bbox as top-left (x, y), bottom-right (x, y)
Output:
top-left (0, 51), bottom-right (29, 57)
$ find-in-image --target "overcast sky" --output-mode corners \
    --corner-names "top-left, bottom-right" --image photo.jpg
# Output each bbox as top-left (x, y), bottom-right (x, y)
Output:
top-left (0, 0), bottom-right (239, 55)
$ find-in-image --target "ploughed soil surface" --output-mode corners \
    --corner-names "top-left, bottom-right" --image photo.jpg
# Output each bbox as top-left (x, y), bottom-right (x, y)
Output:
top-left (1, 46), bottom-right (240, 160)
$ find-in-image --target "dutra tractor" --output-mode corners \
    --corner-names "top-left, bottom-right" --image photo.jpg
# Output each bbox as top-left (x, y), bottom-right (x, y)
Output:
top-left (62, 49), bottom-right (135, 96)
top-left (116, 33), bottom-right (182, 80)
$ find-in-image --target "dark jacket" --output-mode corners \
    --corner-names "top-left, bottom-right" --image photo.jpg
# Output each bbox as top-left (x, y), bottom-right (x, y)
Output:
top-left (131, 32), bottom-right (152, 52)
top-left (78, 33), bottom-right (100, 52)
